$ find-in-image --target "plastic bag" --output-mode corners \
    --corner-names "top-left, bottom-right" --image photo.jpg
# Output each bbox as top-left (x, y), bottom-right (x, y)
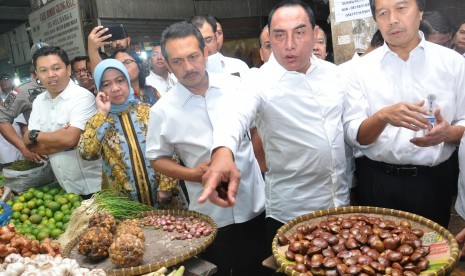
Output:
top-left (2, 161), bottom-right (55, 193)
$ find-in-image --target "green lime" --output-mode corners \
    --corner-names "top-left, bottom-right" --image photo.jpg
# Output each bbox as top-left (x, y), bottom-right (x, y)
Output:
top-left (12, 211), bottom-right (21, 220)
top-left (44, 199), bottom-right (52, 206)
top-left (6, 200), bottom-right (13, 206)
top-left (51, 228), bottom-right (62, 238)
top-left (43, 194), bottom-right (53, 201)
top-left (20, 214), bottom-right (29, 222)
top-left (26, 200), bottom-right (36, 209)
top-left (60, 204), bottom-right (70, 212)
top-left (48, 218), bottom-right (56, 224)
top-left (30, 214), bottom-right (43, 224)
top-left (49, 188), bottom-right (59, 196)
top-left (38, 210), bottom-right (46, 217)
top-left (55, 221), bottom-right (64, 230)
top-left (45, 209), bottom-right (53, 218)
top-left (63, 222), bottom-right (69, 229)
top-left (28, 187), bottom-right (37, 193)
top-left (17, 196), bottom-right (26, 203)
top-left (57, 198), bottom-right (68, 205)
top-left (53, 211), bottom-right (64, 222)
top-left (48, 202), bottom-right (61, 212)
top-left (12, 202), bottom-right (24, 212)
top-left (22, 226), bottom-right (32, 234)
top-left (63, 209), bottom-right (72, 215)
top-left (30, 209), bottom-right (38, 215)
top-left (37, 231), bottom-right (49, 241)
top-left (34, 191), bottom-right (44, 199)
top-left (63, 214), bottom-right (71, 223)
top-left (23, 192), bottom-right (34, 201)
top-left (41, 186), bottom-right (50, 193)
top-left (21, 208), bottom-right (31, 215)
top-left (73, 201), bottom-right (81, 208)
top-left (35, 199), bottom-right (44, 207)
top-left (46, 223), bottom-right (55, 230)
top-left (27, 234), bottom-right (37, 240)
top-left (37, 224), bottom-right (46, 230)
top-left (23, 220), bottom-right (31, 225)
top-left (32, 228), bottom-right (40, 235)
top-left (38, 205), bottom-right (45, 211)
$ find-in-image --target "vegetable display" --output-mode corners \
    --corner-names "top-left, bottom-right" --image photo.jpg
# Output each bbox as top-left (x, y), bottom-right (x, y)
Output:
top-left (6, 185), bottom-right (82, 241)
top-left (4, 160), bottom-right (44, 171)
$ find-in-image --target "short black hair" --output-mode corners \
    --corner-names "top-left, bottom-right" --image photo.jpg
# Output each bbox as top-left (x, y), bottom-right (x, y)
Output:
top-left (267, 0), bottom-right (316, 31)
top-left (32, 46), bottom-right (70, 69)
top-left (160, 21), bottom-right (206, 63)
top-left (186, 15), bottom-right (217, 33)
top-left (369, 0), bottom-right (425, 20)
top-left (420, 11), bottom-right (453, 37)
top-left (370, 29), bottom-right (384, 48)
top-left (71, 56), bottom-right (90, 69)
top-left (112, 49), bottom-right (149, 88)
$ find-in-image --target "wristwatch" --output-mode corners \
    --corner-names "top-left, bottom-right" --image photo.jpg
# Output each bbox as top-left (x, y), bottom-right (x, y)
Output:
top-left (28, 130), bottom-right (40, 144)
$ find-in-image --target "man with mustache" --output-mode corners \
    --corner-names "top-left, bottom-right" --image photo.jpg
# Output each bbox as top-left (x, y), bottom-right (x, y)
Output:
top-left (145, 21), bottom-right (266, 276)
top-left (343, 0), bottom-right (465, 228)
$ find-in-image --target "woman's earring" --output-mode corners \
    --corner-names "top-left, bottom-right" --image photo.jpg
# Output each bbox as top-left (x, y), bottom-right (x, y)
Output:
top-left (36, 78), bottom-right (42, 85)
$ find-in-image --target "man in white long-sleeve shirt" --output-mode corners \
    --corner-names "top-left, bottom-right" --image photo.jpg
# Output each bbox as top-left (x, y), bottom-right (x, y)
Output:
top-left (200, 0), bottom-right (349, 247)
top-left (343, 0), bottom-right (465, 227)
top-left (145, 22), bottom-right (266, 276)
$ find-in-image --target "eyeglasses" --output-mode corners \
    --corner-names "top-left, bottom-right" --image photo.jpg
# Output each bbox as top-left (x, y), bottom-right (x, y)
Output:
top-left (122, 59), bottom-right (137, 66)
top-left (73, 69), bottom-right (89, 75)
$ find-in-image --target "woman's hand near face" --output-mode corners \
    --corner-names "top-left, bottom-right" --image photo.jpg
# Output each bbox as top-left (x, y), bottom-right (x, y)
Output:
top-left (96, 92), bottom-right (111, 116)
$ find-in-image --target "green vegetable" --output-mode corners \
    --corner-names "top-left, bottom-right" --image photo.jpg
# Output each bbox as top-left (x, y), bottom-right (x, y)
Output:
top-left (5, 160), bottom-right (44, 171)
top-left (173, 266), bottom-right (185, 276)
top-left (90, 190), bottom-right (155, 220)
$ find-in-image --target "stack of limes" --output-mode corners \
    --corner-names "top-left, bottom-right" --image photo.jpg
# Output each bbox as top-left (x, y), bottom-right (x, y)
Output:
top-left (6, 185), bottom-right (83, 241)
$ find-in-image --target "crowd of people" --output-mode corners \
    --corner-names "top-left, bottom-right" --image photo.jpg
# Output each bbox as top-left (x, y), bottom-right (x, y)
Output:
top-left (1, 0), bottom-right (465, 274)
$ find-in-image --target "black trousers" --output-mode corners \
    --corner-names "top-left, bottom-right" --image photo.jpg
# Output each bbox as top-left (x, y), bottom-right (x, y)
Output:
top-left (201, 212), bottom-right (268, 276)
top-left (355, 156), bottom-right (454, 228)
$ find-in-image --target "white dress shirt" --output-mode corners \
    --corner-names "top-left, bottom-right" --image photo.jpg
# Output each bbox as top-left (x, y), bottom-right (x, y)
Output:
top-left (344, 32), bottom-right (465, 166)
top-left (146, 72), bottom-right (265, 228)
top-left (207, 52), bottom-right (250, 79)
top-left (145, 71), bottom-right (177, 96)
top-left (28, 80), bottom-right (102, 195)
top-left (456, 134), bottom-right (465, 220)
top-left (211, 53), bottom-right (349, 223)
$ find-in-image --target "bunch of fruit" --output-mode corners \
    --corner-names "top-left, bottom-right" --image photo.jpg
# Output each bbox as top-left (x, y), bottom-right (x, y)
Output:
top-left (6, 185), bottom-right (82, 241)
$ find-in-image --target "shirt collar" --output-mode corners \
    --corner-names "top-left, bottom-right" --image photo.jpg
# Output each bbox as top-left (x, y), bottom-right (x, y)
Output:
top-left (43, 79), bottom-right (73, 100)
top-left (174, 71), bottom-right (219, 107)
top-left (378, 31), bottom-right (426, 63)
top-left (263, 52), bottom-right (319, 81)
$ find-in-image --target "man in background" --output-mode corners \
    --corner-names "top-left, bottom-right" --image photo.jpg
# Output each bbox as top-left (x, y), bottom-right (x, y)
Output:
top-left (313, 26), bottom-right (328, 60)
top-left (420, 11), bottom-right (453, 47)
top-left (259, 25), bottom-right (272, 63)
top-left (71, 56), bottom-right (96, 94)
top-left (0, 43), bottom-right (49, 162)
top-left (187, 15), bottom-right (249, 78)
top-left (146, 43), bottom-right (177, 96)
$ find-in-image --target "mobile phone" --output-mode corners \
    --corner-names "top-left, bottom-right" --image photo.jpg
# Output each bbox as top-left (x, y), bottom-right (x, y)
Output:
top-left (102, 24), bottom-right (127, 42)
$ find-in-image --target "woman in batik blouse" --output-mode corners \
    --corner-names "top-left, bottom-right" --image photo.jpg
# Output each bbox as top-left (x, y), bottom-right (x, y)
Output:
top-left (78, 59), bottom-right (184, 208)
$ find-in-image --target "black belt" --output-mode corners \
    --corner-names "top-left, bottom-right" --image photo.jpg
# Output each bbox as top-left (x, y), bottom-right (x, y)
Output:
top-left (361, 156), bottom-right (433, 177)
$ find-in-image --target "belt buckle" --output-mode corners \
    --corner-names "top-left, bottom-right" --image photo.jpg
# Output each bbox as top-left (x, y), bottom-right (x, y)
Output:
top-left (396, 167), bottom-right (418, 177)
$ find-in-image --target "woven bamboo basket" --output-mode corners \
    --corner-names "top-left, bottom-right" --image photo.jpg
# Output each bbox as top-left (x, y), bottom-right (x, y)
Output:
top-left (63, 209), bottom-right (217, 276)
top-left (272, 206), bottom-right (460, 276)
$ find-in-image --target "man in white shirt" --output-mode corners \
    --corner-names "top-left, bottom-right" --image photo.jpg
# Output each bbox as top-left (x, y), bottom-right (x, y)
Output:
top-left (146, 22), bottom-right (266, 276)
top-left (23, 46), bottom-right (102, 197)
top-left (201, 0), bottom-right (349, 247)
top-left (145, 44), bottom-right (177, 96)
top-left (452, 19), bottom-right (465, 56)
top-left (187, 15), bottom-right (250, 78)
top-left (259, 25), bottom-right (272, 63)
top-left (343, 0), bottom-right (465, 227)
